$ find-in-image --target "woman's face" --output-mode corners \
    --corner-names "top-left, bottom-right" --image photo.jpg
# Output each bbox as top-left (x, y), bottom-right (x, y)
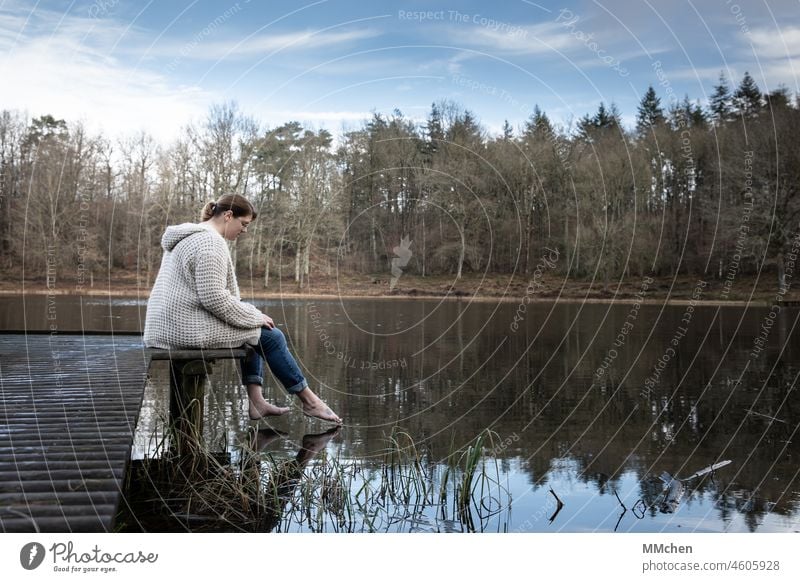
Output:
top-left (223, 211), bottom-right (253, 241)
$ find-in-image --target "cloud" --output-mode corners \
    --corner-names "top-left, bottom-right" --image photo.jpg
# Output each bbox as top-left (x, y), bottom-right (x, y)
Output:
top-left (746, 25), bottom-right (800, 60)
top-left (0, 6), bottom-right (209, 141)
top-left (270, 110), bottom-right (372, 122)
top-left (441, 13), bottom-right (664, 75)
top-left (0, 4), bottom-right (387, 141)
top-left (150, 28), bottom-right (382, 62)
top-left (446, 21), bottom-right (576, 55)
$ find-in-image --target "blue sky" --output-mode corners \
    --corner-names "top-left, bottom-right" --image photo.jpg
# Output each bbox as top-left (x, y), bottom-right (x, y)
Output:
top-left (1, 0), bottom-right (798, 141)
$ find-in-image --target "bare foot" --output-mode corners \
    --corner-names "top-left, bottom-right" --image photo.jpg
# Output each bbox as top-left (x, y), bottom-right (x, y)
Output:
top-left (296, 427), bottom-right (341, 463)
top-left (251, 427), bottom-right (288, 451)
top-left (249, 400), bottom-right (291, 420)
top-left (302, 402), bottom-right (343, 424)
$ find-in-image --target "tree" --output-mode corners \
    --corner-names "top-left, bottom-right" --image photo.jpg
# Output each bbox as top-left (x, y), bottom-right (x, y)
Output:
top-left (196, 101), bottom-right (259, 198)
top-left (420, 102), bottom-right (488, 279)
top-left (523, 105), bottom-right (554, 141)
top-left (636, 86), bottom-right (665, 135)
top-left (501, 120), bottom-right (514, 140)
top-left (518, 106), bottom-right (566, 274)
top-left (424, 102), bottom-right (445, 159)
top-left (0, 111), bottom-right (26, 260)
top-left (290, 128), bottom-right (339, 287)
top-left (709, 72), bottom-right (733, 124)
top-left (733, 71), bottom-right (762, 118)
top-left (577, 102), bottom-right (621, 141)
top-left (766, 86), bottom-right (791, 111)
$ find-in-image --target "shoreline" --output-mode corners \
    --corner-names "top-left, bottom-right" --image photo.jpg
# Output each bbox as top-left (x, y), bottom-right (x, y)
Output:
top-left (0, 283), bottom-right (774, 307)
top-left (1, 269), bottom-right (793, 307)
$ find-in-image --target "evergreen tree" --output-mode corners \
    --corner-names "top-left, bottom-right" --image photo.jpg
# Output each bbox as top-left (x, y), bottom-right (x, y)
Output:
top-left (577, 102), bottom-right (620, 140)
top-left (24, 115), bottom-right (68, 148)
top-left (766, 86), bottom-right (791, 111)
top-left (449, 109), bottom-right (481, 145)
top-left (523, 105), bottom-right (554, 140)
top-left (733, 71), bottom-right (761, 118)
top-left (689, 98), bottom-right (708, 128)
top-left (670, 95), bottom-right (708, 129)
top-left (596, 102), bottom-right (620, 129)
top-left (425, 102), bottom-right (444, 155)
top-left (709, 72), bottom-right (732, 124)
top-left (636, 85), bottom-right (665, 134)
top-left (501, 119), bottom-right (513, 140)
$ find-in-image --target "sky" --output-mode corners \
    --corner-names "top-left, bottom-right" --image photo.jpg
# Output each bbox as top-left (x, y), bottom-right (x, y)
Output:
top-left (1, 0), bottom-right (799, 142)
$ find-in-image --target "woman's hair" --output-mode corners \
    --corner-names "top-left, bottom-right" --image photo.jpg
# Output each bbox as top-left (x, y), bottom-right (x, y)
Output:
top-left (200, 194), bottom-right (258, 222)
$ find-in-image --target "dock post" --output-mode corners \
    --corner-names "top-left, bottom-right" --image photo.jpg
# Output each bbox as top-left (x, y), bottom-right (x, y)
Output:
top-left (168, 359), bottom-right (213, 456)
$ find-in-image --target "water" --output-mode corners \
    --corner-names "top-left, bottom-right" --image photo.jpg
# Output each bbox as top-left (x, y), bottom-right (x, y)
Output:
top-left (2, 294), bottom-right (798, 532)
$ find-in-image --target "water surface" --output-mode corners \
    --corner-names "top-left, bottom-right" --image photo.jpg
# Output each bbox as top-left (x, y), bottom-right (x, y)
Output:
top-left (2, 294), bottom-right (798, 532)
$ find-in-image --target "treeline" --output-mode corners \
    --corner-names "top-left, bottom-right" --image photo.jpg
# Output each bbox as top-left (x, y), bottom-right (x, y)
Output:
top-left (1, 71), bottom-right (799, 291)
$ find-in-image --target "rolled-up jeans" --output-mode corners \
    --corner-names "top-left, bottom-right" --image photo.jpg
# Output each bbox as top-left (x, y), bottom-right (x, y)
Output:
top-left (241, 327), bottom-right (308, 394)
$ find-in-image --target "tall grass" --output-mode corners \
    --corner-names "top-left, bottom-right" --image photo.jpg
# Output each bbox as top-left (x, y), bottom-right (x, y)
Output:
top-left (120, 424), bottom-right (512, 533)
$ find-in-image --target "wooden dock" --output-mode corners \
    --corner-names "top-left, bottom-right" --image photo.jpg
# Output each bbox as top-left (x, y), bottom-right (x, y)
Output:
top-left (0, 333), bottom-right (151, 532)
top-left (0, 332), bottom-right (250, 532)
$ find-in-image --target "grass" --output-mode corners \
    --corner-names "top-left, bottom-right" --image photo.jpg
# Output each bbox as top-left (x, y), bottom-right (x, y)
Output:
top-left (118, 421), bottom-right (512, 533)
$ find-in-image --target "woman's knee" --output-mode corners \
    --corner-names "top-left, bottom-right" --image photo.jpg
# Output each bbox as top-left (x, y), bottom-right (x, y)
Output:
top-left (260, 326), bottom-right (286, 348)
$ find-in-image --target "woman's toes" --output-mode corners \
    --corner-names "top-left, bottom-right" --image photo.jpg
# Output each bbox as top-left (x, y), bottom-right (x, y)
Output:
top-left (302, 403), bottom-right (342, 424)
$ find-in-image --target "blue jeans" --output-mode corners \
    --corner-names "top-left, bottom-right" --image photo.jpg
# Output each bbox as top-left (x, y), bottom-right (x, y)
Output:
top-left (241, 327), bottom-right (308, 394)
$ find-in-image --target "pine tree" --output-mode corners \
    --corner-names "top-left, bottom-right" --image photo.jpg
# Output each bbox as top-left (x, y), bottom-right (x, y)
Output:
top-left (596, 102), bottom-right (619, 129)
top-left (523, 105), bottom-right (554, 140)
top-left (671, 95), bottom-right (708, 129)
top-left (709, 72), bottom-right (732, 124)
top-left (576, 102), bottom-right (621, 142)
top-left (689, 99), bottom-right (708, 128)
top-left (766, 86), bottom-right (791, 111)
top-left (501, 119), bottom-right (513, 140)
top-left (733, 71), bottom-right (761, 118)
top-left (636, 85), bottom-right (665, 134)
top-left (425, 102), bottom-right (444, 156)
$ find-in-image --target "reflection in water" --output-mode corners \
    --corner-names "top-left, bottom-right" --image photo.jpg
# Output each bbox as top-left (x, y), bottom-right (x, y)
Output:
top-left (121, 422), bottom-right (511, 533)
top-left (120, 427), bottom-right (344, 533)
top-left (239, 427), bottom-right (342, 533)
top-left (3, 295), bottom-right (799, 532)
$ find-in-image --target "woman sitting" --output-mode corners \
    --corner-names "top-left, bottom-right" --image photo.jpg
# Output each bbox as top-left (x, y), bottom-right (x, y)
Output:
top-left (143, 193), bottom-right (341, 424)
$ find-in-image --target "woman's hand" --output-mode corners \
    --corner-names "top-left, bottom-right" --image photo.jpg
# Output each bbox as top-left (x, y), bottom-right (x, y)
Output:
top-left (262, 314), bottom-right (275, 329)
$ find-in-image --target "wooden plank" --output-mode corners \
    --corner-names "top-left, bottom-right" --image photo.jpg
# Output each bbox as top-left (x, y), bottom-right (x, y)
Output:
top-left (147, 348), bottom-right (248, 360)
top-left (1, 516), bottom-right (114, 533)
top-left (0, 491), bottom-right (121, 505)
top-left (0, 334), bottom-right (254, 532)
top-left (0, 334), bottom-right (149, 532)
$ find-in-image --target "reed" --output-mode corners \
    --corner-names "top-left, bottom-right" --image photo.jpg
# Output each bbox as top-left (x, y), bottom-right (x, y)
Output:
top-left (120, 423), bottom-right (511, 533)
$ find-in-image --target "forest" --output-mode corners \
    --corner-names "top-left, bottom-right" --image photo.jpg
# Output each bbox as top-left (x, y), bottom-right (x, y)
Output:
top-left (1, 71), bottom-right (799, 293)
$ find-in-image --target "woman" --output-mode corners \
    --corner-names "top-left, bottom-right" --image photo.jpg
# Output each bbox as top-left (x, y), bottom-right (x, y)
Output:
top-left (143, 193), bottom-right (341, 424)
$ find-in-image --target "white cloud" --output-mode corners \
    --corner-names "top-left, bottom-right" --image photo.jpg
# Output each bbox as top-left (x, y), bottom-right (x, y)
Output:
top-left (666, 25), bottom-right (800, 94)
top-left (699, 26), bottom-right (800, 93)
top-left (0, 5), bottom-right (385, 141)
top-left (150, 28), bottom-right (382, 62)
top-left (269, 110), bottom-right (372, 123)
top-left (9, 4), bottom-right (393, 143)
top-left (0, 8), bottom-right (210, 142)
top-left (446, 21), bottom-right (577, 56)
top-left (746, 25), bottom-right (800, 60)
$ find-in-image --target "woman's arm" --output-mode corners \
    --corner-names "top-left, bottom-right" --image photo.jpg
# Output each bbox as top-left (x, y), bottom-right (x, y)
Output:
top-left (194, 247), bottom-right (263, 328)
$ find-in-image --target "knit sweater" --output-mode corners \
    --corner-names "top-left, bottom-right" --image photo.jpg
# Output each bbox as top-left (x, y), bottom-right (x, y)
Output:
top-left (143, 222), bottom-right (263, 349)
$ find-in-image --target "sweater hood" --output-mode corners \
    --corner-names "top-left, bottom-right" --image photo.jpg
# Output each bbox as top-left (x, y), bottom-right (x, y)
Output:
top-left (161, 223), bottom-right (217, 252)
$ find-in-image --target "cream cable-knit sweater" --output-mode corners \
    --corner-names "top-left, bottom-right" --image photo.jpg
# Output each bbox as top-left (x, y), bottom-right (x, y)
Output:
top-left (143, 222), bottom-right (263, 349)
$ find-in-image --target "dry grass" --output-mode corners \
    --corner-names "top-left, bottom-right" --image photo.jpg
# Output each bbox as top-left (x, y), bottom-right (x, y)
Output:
top-left (121, 423), bottom-right (512, 533)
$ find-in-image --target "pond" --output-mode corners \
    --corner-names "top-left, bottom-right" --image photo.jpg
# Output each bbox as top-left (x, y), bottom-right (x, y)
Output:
top-left (2, 294), bottom-right (798, 532)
